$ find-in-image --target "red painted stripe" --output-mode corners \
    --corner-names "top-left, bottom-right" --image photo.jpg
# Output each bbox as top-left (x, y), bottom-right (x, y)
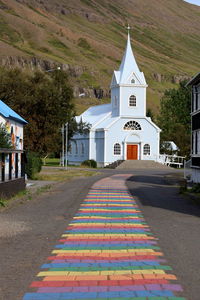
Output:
top-left (30, 278), bottom-right (169, 288)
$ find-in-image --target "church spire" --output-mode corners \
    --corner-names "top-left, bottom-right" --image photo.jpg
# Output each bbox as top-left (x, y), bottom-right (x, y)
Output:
top-left (118, 27), bottom-right (146, 85)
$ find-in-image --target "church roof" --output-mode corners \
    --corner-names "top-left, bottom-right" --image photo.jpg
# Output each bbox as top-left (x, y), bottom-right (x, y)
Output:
top-left (75, 103), bottom-right (111, 127)
top-left (111, 32), bottom-right (147, 86)
top-left (0, 100), bottom-right (27, 124)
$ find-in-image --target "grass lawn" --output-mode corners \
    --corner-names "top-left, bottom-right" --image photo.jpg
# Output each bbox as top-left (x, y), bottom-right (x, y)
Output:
top-left (43, 158), bottom-right (60, 166)
top-left (34, 167), bottom-right (100, 181)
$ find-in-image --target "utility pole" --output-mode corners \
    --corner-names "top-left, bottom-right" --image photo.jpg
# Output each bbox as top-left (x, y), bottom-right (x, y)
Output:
top-left (62, 124), bottom-right (65, 167)
top-left (65, 122), bottom-right (68, 169)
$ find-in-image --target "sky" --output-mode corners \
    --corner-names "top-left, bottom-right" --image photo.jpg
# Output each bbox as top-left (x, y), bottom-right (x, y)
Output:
top-left (184, 0), bottom-right (200, 5)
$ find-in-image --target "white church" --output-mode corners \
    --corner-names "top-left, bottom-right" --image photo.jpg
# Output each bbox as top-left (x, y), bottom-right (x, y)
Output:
top-left (68, 31), bottom-right (161, 167)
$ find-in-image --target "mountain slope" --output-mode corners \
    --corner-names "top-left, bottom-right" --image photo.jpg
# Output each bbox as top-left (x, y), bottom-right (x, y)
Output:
top-left (0, 0), bottom-right (200, 113)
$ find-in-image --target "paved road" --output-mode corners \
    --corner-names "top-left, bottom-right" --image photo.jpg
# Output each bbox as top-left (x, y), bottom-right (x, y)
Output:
top-left (0, 168), bottom-right (199, 300)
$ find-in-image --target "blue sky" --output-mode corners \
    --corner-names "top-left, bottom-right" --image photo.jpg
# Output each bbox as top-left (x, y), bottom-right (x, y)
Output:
top-left (184, 0), bottom-right (200, 5)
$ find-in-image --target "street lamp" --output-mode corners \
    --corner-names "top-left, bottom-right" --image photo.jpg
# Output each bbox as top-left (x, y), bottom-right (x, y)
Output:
top-left (45, 66), bottom-right (61, 72)
top-left (61, 122), bottom-right (68, 168)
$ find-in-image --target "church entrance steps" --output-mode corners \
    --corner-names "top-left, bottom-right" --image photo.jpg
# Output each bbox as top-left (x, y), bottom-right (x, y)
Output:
top-left (116, 160), bottom-right (171, 170)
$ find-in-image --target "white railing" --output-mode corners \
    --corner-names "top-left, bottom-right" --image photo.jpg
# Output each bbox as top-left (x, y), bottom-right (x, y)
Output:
top-left (158, 154), bottom-right (185, 168)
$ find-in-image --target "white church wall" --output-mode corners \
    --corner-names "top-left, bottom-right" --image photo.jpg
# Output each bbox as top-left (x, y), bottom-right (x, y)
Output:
top-left (90, 131), bottom-right (105, 166)
top-left (104, 117), bottom-right (159, 164)
top-left (111, 87), bottom-right (120, 117)
top-left (68, 134), bottom-right (89, 165)
top-left (119, 86), bottom-right (146, 117)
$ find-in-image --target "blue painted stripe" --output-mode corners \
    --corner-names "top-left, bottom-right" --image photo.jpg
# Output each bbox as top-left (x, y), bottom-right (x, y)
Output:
top-left (23, 290), bottom-right (174, 299)
top-left (41, 261), bottom-right (161, 268)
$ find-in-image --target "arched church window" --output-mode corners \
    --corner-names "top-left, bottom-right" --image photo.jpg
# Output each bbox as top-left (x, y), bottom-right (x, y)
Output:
top-left (81, 142), bottom-right (84, 155)
top-left (114, 143), bottom-right (121, 155)
top-left (114, 96), bottom-right (118, 107)
top-left (124, 121), bottom-right (142, 131)
top-left (143, 144), bottom-right (150, 155)
top-left (68, 143), bottom-right (72, 155)
top-left (129, 95), bottom-right (136, 107)
top-left (75, 141), bottom-right (78, 155)
top-left (131, 78), bottom-right (135, 84)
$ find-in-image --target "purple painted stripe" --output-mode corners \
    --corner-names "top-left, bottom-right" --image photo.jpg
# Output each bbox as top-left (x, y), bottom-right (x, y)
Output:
top-left (37, 284), bottom-right (182, 293)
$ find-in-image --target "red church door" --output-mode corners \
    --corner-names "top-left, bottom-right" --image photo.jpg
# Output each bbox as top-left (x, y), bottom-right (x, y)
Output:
top-left (127, 145), bottom-right (138, 160)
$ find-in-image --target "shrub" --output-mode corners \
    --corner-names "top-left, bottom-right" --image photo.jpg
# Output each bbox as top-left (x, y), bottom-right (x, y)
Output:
top-left (25, 152), bottom-right (42, 179)
top-left (81, 159), bottom-right (97, 168)
top-left (191, 184), bottom-right (200, 194)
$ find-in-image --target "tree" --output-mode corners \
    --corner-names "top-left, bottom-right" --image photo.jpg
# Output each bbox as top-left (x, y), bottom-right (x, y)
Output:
top-left (158, 80), bottom-right (191, 157)
top-left (0, 123), bottom-right (12, 148)
top-left (146, 108), bottom-right (155, 122)
top-left (0, 68), bottom-right (75, 155)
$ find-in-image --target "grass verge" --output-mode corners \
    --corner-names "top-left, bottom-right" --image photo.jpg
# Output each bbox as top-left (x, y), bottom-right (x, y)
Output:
top-left (34, 168), bottom-right (100, 181)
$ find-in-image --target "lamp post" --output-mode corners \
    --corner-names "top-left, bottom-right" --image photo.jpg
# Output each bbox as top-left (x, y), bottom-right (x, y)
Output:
top-left (65, 122), bottom-right (68, 168)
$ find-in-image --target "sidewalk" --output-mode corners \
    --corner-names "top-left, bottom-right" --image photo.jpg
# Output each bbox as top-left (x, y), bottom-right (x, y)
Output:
top-left (22, 174), bottom-right (186, 300)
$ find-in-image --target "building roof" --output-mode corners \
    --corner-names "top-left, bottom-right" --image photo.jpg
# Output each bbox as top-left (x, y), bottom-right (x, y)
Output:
top-left (0, 100), bottom-right (27, 124)
top-left (111, 32), bottom-right (147, 86)
top-left (186, 72), bottom-right (200, 86)
top-left (75, 103), bottom-right (111, 127)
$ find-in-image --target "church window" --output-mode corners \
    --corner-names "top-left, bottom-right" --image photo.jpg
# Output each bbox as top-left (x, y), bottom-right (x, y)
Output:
top-left (81, 142), bottom-right (84, 155)
top-left (129, 95), bottom-right (136, 107)
top-left (114, 143), bottom-right (121, 155)
top-left (131, 78), bottom-right (135, 84)
top-left (75, 141), bottom-right (78, 155)
top-left (68, 143), bottom-right (72, 155)
top-left (114, 96), bottom-right (118, 107)
top-left (143, 144), bottom-right (150, 155)
top-left (124, 120), bottom-right (142, 130)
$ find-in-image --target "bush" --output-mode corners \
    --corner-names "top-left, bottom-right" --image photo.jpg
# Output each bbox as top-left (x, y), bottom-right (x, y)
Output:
top-left (191, 184), bottom-right (200, 193)
top-left (81, 159), bottom-right (97, 168)
top-left (25, 152), bottom-right (43, 179)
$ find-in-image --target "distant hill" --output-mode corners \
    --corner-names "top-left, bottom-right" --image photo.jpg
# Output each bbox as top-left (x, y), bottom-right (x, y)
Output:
top-left (0, 0), bottom-right (200, 113)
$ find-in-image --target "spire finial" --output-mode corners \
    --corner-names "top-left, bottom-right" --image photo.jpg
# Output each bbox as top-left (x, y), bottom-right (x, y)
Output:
top-left (126, 24), bottom-right (131, 34)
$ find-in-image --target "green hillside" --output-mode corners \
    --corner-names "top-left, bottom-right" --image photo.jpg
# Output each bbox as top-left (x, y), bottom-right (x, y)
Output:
top-left (0, 0), bottom-right (200, 114)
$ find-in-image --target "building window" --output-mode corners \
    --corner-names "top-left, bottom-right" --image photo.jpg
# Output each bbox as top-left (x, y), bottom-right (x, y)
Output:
top-left (129, 95), bottom-right (136, 107)
top-left (124, 120), bottom-right (142, 130)
top-left (131, 78), bottom-right (135, 84)
top-left (74, 141), bottom-right (78, 155)
top-left (68, 143), bottom-right (72, 155)
top-left (114, 143), bottom-right (121, 155)
top-left (143, 144), bottom-right (150, 155)
top-left (81, 142), bottom-right (84, 155)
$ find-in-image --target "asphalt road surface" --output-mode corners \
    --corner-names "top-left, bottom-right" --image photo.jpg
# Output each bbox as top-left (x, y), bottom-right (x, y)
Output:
top-left (0, 168), bottom-right (199, 300)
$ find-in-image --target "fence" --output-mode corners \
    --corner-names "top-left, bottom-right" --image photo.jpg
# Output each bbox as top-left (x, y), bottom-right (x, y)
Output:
top-left (158, 154), bottom-right (185, 168)
top-left (0, 149), bottom-right (26, 198)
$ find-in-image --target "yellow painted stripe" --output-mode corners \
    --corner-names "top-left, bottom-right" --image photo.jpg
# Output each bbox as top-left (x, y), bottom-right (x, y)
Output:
top-left (37, 269), bottom-right (165, 277)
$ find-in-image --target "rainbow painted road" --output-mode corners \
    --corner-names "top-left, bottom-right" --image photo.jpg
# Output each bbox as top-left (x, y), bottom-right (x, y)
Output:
top-left (23, 174), bottom-right (186, 300)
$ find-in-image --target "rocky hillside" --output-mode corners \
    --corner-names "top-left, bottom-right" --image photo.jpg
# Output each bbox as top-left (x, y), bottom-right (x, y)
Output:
top-left (0, 0), bottom-right (200, 113)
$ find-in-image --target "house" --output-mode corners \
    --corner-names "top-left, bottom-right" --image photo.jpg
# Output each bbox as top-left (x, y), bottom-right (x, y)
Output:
top-left (68, 32), bottom-right (161, 167)
top-left (0, 100), bottom-right (27, 150)
top-left (0, 100), bottom-right (27, 190)
top-left (186, 73), bottom-right (200, 183)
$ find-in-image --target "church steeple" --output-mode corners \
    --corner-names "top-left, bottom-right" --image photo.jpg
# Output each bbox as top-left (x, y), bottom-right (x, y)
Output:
top-left (110, 27), bottom-right (147, 118)
top-left (111, 29), bottom-right (147, 87)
